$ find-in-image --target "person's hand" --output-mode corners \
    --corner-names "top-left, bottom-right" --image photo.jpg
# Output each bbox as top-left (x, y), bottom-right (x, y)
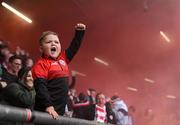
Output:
top-left (0, 81), bottom-right (7, 88)
top-left (71, 70), bottom-right (76, 76)
top-left (87, 90), bottom-right (90, 96)
top-left (75, 23), bottom-right (86, 30)
top-left (69, 95), bottom-right (74, 100)
top-left (46, 106), bottom-right (59, 119)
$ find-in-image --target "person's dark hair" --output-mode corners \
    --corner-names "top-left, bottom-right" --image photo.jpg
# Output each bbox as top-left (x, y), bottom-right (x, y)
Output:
top-left (39, 31), bottom-right (58, 45)
top-left (0, 43), bottom-right (8, 50)
top-left (18, 67), bottom-right (31, 81)
top-left (78, 92), bottom-right (87, 102)
top-left (8, 55), bottom-right (22, 63)
top-left (0, 41), bottom-right (9, 62)
top-left (18, 67), bottom-right (33, 90)
top-left (88, 88), bottom-right (96, 92)
top-left (111, 95), bottom-right (119, 100)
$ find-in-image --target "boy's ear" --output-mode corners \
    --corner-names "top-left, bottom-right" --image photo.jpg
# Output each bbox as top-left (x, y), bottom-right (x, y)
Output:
top-left (39, 46), bottom-right (43, 53)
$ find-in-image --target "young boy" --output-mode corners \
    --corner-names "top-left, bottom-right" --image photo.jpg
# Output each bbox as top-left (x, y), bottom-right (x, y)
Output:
top-left (32, 23), bottom-right (86, 119)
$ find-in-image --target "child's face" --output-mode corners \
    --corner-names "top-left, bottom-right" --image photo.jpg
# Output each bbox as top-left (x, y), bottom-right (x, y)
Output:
top-left (40, 34), bottom-right (61, 59)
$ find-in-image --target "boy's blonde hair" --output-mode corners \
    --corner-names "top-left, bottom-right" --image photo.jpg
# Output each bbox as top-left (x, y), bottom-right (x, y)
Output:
top-left (39, 31), bottom-right (58, 45)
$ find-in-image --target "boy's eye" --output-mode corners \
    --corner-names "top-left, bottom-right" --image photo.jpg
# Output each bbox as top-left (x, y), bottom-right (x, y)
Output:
top-left (45, 41), bottom-right (51, 44)
top-left (55, 41), bottom-right (59, 44)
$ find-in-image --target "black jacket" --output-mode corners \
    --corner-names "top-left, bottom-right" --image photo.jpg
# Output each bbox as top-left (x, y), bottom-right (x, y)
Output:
top-left (86, 104), bottom-right (116, 124)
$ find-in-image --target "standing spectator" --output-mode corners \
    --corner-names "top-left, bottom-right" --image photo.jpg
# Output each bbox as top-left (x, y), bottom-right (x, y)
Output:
top-left (65, 88), bottom-right (79, 117)
top-left (86, 92), bottom-right (115, 124)
top-left (128, 105), bottom-right (135, 125)
top-left (0, 41), bottom-right (11, 69)
top-left (106, 99), bottom-right (116, 124)
top-left (87, 88), bottom-right (96, 104)
top-left (26, 57), bottom-right (34, 68)
top-left (111, 95), bottom-right (129, 125)
top-left (65, 71), bottom-right (78, 116)
top-left (72, 92), bottom-right (90, 119)
top-left (69, 70), bottom-right (76, 89)
top-left (32, 23), bottom-right (86, 119)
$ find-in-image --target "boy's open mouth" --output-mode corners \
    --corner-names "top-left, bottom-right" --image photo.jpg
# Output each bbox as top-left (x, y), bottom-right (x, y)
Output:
top-left (51, 47), bottom-right (56, 53)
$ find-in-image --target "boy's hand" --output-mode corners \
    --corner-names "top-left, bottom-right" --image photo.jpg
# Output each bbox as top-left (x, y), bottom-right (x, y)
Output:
top-left (46, 106), bottom-right (59, 120)
top-left (75, 23), bottom-right (86, 30)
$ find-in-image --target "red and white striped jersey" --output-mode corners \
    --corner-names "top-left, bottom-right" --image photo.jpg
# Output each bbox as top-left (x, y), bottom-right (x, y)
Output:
top-left (95, 105), bottom-right (107, 123)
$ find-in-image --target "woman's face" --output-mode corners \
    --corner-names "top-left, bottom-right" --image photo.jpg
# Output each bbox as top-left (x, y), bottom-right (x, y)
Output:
top-left (25, 71), bottom-right (34, 89)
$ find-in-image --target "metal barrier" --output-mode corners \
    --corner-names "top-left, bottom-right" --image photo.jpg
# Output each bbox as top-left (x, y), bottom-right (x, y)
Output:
top-left (0, 104), bottom-right (106, 125)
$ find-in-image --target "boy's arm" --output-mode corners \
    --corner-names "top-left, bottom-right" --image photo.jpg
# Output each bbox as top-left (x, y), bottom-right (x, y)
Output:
top-left (65, 23), bottom-right (86, 63)
top-left (69, 71), bottom-right (76, 89)
top-left (34, 78), bottom-right (59, 119)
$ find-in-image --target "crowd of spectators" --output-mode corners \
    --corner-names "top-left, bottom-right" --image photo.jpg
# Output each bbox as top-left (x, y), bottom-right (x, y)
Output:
top-left (0, 39), bottom-right (133, 125)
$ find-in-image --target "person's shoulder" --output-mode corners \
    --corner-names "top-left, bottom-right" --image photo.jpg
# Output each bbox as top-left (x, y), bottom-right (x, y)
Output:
top-left (6, 82), bottom-right (20, 89)
top-left (87, 104), bottom-right (95, 110)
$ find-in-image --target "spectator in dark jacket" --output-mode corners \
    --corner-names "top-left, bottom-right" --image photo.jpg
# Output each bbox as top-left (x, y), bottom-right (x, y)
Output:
top-left (87, 88), bottom-right (96, 104)
top-left (86, 92), bottom-right (115, 124)
top-left (1, 55), bottom-right (23, 84)
top-left (0, 67), bottom-right (35, 125)
top-left (72, 92), bottom-right (90, 119)
top-left (1, 67), bottom-right (35, 108)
